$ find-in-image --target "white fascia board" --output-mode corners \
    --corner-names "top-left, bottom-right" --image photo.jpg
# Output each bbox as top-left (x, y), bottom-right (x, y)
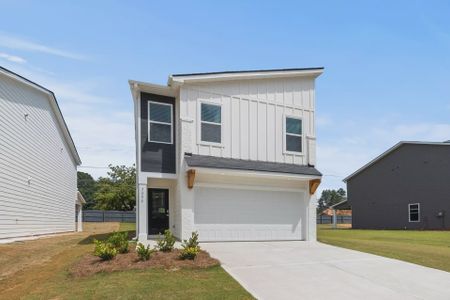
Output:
top-left (343, 141), bottom-right (450, 182)
top-left (191, 166), bottom-right (321, 181)
top-left (0, 68), bottom-right (81, 165)
top-left (168, 69), bottom-right (324, 86)
top-left (128, 80), bottom-right (177, 98)
top-left (77, 191), bottom-right (86, 204)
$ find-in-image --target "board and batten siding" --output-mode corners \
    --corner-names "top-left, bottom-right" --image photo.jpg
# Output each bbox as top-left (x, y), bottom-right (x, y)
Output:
top-left (0, 72), bottom-right (77, 240)
top-left (179, 77), bottom-right (316, 165)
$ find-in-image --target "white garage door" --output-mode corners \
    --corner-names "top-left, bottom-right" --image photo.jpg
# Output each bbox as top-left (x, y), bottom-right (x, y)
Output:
top-left (194, 187), bottom-right (304, 241)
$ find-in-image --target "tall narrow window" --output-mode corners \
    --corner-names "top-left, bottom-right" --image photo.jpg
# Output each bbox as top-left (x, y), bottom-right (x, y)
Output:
top-left (148, 101), bottom-right (173, 144)
top-left (285, 117), bottom-right (302, 153)
top-left (408, 203), bottom-right (420, 222)
top-left (200, 103), bottom-right (221, 143)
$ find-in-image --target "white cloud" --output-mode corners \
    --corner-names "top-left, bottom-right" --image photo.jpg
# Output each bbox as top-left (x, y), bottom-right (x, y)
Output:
top-left (0, 33), bottom-right (87, 60)
top-left (0, 52), bottom-right (26, 63)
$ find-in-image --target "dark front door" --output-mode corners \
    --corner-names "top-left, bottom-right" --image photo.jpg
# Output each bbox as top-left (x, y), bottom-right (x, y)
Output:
top-left (148, 188), bottom-right (169, 234)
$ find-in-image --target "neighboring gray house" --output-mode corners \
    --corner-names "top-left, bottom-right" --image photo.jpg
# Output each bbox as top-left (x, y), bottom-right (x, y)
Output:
top-left (0, 66), bottom-right (82, 242)
top-left (344, 142), bottom-right (450, 230)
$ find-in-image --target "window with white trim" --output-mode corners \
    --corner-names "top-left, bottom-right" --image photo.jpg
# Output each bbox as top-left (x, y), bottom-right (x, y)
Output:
top-left (200, 103), bottom-right (221, 143)
top-left (408, 203), bottom-right (420, 222)
top-left (285, 116), bottom-right (302, 153)
top-left (148, 101), bottom-right (173, 144)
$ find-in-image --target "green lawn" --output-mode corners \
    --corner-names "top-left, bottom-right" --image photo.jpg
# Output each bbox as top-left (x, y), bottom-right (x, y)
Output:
top-left (0, 222), bottom-right (253, 300)
top-left (317, 225), bottom-right (450, 272)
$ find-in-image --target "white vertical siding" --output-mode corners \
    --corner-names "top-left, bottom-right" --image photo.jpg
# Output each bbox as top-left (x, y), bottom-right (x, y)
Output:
top-left (0, 73), bottom-right (77, 240)
top-left (179, 77), bottom-right (317, 165)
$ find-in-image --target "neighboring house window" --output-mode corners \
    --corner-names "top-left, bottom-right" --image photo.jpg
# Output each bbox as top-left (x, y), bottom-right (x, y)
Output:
top-left (408, 203), bottom-right (420, 222)
top-left (285, 116), bottom-right (302, 153)
top-left (200, 103), bottom-right (221, 143)
top-left (148, 101), bottom-right (173, 144)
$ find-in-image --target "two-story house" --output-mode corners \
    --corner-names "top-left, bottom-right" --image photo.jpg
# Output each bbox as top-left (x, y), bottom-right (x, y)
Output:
top-left (129, 68), bottom-right (323, 242)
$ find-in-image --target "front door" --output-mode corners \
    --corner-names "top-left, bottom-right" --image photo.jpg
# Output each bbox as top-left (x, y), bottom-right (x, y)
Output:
top-left (148, 188), bottom-right (169, 235)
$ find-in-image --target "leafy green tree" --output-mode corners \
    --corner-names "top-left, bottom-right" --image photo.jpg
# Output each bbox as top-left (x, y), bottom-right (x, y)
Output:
top-left (94, 164), bottom-right (136, 211)
top-left (317, 188), bottom-right (346, 213)
top-left (77, 171), bottom-right (97, 209)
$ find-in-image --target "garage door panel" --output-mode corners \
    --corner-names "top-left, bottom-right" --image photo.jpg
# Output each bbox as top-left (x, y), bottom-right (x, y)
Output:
top-left (194, 187), bottom-right (304, 241)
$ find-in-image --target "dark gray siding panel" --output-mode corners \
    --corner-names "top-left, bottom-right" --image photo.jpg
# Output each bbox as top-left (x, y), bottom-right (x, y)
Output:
top-left (347, 144), bottom-right (450, 230)
top-left (140, 92), bottom-right (176, 174)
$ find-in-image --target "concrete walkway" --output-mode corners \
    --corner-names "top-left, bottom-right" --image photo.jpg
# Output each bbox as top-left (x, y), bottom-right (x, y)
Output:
top-left (202, 241), bottom-right (450, 300)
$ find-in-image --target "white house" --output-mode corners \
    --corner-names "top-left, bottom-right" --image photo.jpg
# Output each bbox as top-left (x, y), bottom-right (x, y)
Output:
top-left (129, 68), bottom-right (323, 242)
top-left (0, 66), bottom-right (82, 242)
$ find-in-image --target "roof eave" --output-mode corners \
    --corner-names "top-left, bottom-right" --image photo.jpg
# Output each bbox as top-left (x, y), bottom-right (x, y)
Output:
top-left (168, 68), bottom-right (324, 86)
top-left (129, 80), bottom-right (177, 98)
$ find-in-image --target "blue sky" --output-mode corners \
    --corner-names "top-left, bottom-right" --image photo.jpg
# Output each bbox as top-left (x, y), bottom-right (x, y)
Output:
top-left (1, 0), bottom-right (450, 192)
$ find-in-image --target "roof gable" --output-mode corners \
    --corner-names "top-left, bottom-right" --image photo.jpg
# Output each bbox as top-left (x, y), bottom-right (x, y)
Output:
top-left (343, 141), bottom-right (450, 182)
top-left (0, 66), bottom-right (81, 165)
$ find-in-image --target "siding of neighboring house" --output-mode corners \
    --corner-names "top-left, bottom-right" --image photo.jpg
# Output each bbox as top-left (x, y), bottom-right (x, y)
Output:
top-left (0, 72), bottom-right (77, 239)
top-left (179, 77), bottom-right (317, 166)
top-left (347, 144), bottom-right (450, 230)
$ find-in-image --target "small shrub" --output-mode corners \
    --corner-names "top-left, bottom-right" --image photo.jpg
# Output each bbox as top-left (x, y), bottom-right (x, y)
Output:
top-left (183, 231), bottom-right (199, 249)
top-left (93, 239), bottom-right (117, 261)
top-left (156, 230), bottom-right (176, 252)
top-left (179, 246), bottom-right (200, 260)
top-left (136, 243), bottom-right (155, 261)
top-left (107, 231), bottom-right (129, 253)
top-left (179, 231), bottom-right (200, 260)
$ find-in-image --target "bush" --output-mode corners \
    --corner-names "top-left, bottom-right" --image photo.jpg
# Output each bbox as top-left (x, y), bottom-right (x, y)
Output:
top-left (136, 243), bottom-right (155, 261)
top-left (93, 239), bottom-right (117, 261)
top-left (107, 231), bottom-right (129, 253)
top-left (182, 231), bottom-right (199, 248)
top-left (156, 230), bottom-right (176, 252)
top-left (179, 246), bottom-right (200, 260)
top-left (179, 231), bottom-right (200, 260)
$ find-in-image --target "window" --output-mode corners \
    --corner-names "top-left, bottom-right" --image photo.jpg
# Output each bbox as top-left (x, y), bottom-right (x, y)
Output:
top-left (285, 116), bottom-right (302, 153)
top-left (148, 101), bottom-right (173, 144)
top-left (200, 103), bottom-right (221, 144)
top-left (408, 203), bottom-right (420, 222)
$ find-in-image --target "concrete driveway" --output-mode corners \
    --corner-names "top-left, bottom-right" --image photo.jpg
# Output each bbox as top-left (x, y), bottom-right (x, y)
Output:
top-left (202, 241), bottom-right (450, 300)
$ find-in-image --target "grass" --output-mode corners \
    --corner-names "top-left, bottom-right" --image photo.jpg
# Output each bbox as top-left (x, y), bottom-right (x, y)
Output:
top-left (318, 224), bottom-right (450, 272)
top-left (0, 222), bottom-right (253, 300)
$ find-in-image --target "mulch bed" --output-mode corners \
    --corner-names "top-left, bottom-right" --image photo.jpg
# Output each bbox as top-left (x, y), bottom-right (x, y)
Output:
top-left (70, 248), bottom-right (220, 277)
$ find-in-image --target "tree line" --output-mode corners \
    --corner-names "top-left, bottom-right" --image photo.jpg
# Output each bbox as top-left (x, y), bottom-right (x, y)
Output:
top-left (77, 165), bottom-right (136, 211)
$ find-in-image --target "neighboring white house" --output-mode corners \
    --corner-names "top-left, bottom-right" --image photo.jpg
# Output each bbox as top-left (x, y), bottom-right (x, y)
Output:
top-left (129, 68), bottom-right (323, 242)
top-left (0, 66), bottom-right (82, 242)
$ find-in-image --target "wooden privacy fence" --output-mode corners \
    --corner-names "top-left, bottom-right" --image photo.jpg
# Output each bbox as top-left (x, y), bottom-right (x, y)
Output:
top-left (317, 215), bottom-right (352, 224)
top-left (81, 210), bottom-right (136, 223)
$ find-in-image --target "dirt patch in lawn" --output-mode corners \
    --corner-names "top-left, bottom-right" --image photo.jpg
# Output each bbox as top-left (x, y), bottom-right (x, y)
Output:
top-left (70, 249), bottom-right (220, 277)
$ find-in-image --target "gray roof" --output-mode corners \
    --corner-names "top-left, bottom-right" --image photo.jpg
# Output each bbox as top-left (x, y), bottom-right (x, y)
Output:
top-left (184, 154), bottom-right (322, 176)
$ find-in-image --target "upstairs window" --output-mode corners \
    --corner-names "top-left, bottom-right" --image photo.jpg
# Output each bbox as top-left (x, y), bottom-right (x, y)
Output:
top-left (408, 203), bottom-right (420, 222)
top-left (148, 101), bottom-right (173, 144)
top-left (200, 103), bottom-right (221, 144)
top-left (285, 116), bottom-right (302, 153)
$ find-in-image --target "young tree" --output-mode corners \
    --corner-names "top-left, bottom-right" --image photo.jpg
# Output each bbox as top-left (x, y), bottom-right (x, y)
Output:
top-left (94, 164), bottom-right (136, 211)
top-left (317, 188), bottom-right (346, 213)
top-left (77, 171), bottom-right (97, 209)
